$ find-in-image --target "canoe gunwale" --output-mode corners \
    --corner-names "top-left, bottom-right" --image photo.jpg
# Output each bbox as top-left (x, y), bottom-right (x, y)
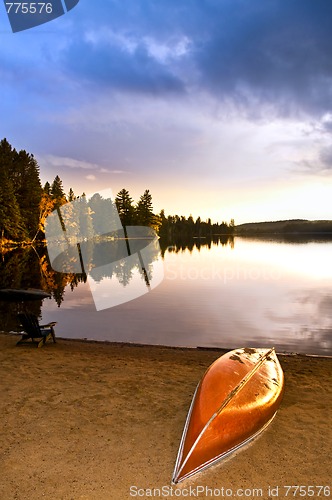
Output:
top-left (172, 383), bottom-right (199, 484)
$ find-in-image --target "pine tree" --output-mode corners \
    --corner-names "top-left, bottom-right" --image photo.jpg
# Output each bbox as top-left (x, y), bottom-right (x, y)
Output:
top-left (136, 189), bottom-right (154, 226)
top-left (115, 189), bottom-right (135, 226)
top-left (195, 216), bottom-right (202, 237)
top-left (11, 149), bottom-right (42, 239)
top-left (0, 138), bottom-right (15, 172)
top-left (0, 170), bottom-right (25, 241)
top-left (0, 138), bottom-right (26, 241)
top-left (51, 175), bottom-right (66, 208)
top-left (68, 188), bottom-right (76, 202)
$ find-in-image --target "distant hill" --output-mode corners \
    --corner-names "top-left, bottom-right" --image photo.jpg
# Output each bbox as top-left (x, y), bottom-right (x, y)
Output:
top-left (235, 219), bottom-right (332, 235)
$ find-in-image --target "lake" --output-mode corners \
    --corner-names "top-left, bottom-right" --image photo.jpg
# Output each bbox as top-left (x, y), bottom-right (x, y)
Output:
top-left (1, 236), bottom-right (332, 356)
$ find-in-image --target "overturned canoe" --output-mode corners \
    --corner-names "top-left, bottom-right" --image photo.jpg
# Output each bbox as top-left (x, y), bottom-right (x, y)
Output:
top-left (172, 347), bottom-right (284, 484)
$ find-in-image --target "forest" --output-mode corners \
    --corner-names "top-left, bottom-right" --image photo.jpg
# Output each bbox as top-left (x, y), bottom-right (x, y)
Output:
top-left (235, 219), bottom-right (332, 235)
top-left (0, 138), bottom-right (234, 249)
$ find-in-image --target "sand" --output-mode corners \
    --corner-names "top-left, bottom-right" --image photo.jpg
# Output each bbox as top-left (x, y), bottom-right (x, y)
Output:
top-left (0, 333), bottom-right (331, 500)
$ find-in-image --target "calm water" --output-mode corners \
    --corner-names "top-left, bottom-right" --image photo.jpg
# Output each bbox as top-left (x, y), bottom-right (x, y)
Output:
top-left (41, 237), bottom-right (332, 355)
top-left (1, 237), bottom-right (332, 355)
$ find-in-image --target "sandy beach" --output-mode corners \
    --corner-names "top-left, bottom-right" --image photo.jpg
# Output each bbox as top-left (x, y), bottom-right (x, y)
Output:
top-left (0, 333), bottom-right (331, 500)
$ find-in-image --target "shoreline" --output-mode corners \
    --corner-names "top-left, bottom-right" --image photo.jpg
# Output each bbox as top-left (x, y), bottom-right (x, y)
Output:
top-left (2, 330), bottom-right (332, 359)
top-left (0, 332), bottom-right (331, 499)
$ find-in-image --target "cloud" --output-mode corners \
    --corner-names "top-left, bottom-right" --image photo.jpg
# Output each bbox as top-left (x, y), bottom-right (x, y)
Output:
top-left (3, 0), bottom-right (332, 120)
top-left (43, 155), bottom-right (101, 170)
top-left (62, 33), bottom-right (186, 96)
top-left (100, 168), bottom-right (127, 174)
top-left (85, 174), bottom-right (96, 181)
top-left (293, 150), bottom-right (332, 176)
top-left (321, 114), bottom-right (332, 133)
top-left (320, 146), bottom-right (332, 170)
top-left (41, 154), bottom-right (127, 174)
top-left (288, 114), bottom-right (332, 175)
top-left (3, 0), bottom-right (332, 204)
top-left (53, 0), bottom-right (332, 120)
top-left (190, 1), bottom-right (332, 119)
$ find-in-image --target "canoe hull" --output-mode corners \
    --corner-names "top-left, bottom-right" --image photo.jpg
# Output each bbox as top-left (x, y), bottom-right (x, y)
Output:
top-left (172, 347), bottom-right (284, 483)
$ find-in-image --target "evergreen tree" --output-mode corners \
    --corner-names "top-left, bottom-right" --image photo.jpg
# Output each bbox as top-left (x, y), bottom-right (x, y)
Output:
top-left (206, 218), bottom-right (212, 237)
top-left (136, 189), bottom-right (154, 226)
top-left (158, 209), bottom-right (168, 238)
top-left (51, 175), bottom-right (66, 208)
top-left (43, 181), bottom-right (51, 194)
top-left (0, 167), bottom-right (25, 241)
top-left (0, 138), bottom-right (26, 241)
top-left (0, 138), bottom-right (15, 173)
top-left (12, 149), bottom-right (42, 238)
top-left (115, 189), bottom-right (135, 226)
top-left (195, 217), bottom-right (202, 237)
top-left (68, 188), bottom-right (76, 202)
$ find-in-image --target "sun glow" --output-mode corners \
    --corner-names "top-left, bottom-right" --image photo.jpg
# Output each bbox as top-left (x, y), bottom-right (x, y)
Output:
top-left (230, 238), bottom-right (332, 281)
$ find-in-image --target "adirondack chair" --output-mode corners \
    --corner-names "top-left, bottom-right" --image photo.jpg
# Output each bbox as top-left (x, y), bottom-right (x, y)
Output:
top-left (17, 313), bottom-right (57, 348)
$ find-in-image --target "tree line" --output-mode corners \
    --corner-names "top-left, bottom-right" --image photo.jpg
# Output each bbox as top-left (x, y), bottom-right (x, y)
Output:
top-left (0, 138), bottom-right (234, 246)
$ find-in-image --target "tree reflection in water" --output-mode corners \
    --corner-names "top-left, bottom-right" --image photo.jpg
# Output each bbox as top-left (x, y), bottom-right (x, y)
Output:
top-left (0, 235), bottom-right (233, 330)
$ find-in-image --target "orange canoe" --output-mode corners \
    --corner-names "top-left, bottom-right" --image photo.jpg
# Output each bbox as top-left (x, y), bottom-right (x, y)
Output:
top-left (172, 347), bottom-right (284, 484)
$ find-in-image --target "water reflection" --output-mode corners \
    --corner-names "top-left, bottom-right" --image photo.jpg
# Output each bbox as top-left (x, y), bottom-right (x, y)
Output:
top-left (0, 245), bottom-right (86, 331)
top-left (1, 236), bottom-right (332, 355)
top-left (84, 233), bottom-right (164, 311)
top-left (44, 190), bottom-right (165, 309)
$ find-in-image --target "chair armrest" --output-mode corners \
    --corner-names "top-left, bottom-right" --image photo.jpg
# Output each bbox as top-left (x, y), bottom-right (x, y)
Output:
top-left (40, 322), bottom-right (57, 328)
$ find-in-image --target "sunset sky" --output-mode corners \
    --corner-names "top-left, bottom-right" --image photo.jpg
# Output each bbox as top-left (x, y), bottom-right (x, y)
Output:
top-left (1, 0), bottom-right (332, 224)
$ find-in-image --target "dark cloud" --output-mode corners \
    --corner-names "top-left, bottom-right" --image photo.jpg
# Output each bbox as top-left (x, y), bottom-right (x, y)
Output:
top-left (192, 0), bottom-right (332, 117)
top-left (63, 37), bottom-right (185, 95)
top-left (69, 0), bottom-right (205, 39)
top-left (3, 0), bottom-right (332, 124)
top-left (58, 0), bottom-right (332, 116)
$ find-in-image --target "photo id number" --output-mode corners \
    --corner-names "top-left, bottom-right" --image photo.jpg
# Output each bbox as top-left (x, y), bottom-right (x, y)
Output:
top-left (5, 3), bottom-right (53, 14)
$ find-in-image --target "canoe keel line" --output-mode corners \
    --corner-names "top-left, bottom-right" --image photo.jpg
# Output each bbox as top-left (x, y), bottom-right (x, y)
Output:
top-left (172, 347), bottom-right (284, 484)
